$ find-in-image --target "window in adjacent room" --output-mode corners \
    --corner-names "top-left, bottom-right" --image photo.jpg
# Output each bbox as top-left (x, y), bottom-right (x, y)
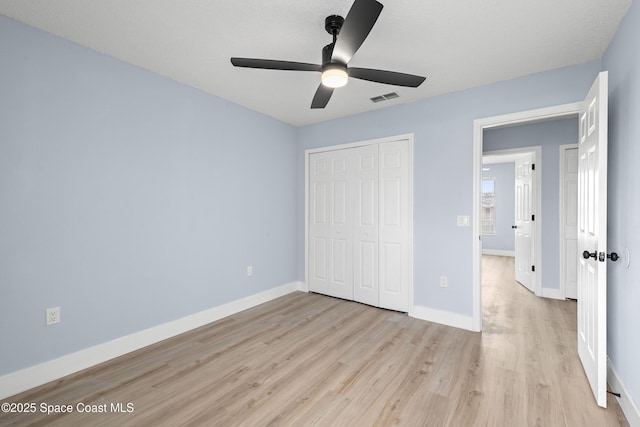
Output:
top-left (482, 178), bottom-right (496, 235)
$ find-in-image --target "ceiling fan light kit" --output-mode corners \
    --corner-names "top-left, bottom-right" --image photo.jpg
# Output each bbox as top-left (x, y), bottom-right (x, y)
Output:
top-left (321, 65), bottom-right (348, 88)
top-left (230, 0), bottom-right (425, 109)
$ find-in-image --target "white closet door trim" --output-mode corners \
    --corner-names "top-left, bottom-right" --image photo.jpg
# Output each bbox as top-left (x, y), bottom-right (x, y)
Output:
top-left (305, 134), bottom-right (414, 312)
top-left (305, 133), bottom-right (415, 155)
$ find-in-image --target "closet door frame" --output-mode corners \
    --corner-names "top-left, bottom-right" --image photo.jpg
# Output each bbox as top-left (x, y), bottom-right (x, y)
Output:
top-left (304, 133), bottom-right (414, 313)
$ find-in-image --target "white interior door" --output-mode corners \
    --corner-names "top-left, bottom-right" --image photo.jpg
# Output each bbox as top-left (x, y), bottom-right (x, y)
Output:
top-left (353, 145), bottom-right (379, 307)
top-left (577, 71), bottom-right (608, 408)
top-left (563, 147), bottom-right (579, 299)
top-left (309, 149), bottom-right (354, 301)
top-left (378, 140), bottom-right (410, 312)
top-left (514, 153), bottom-right (535, 292)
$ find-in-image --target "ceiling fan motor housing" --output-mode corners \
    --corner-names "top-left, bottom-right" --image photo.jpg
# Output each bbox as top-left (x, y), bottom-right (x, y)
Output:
top-left (325, 15), bottom-right (344, 37)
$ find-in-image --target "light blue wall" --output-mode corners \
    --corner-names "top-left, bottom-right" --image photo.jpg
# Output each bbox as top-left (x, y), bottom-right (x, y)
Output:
top-left (481, 162), bottom-right (515, 252)
top-left (297, 61), bottom-right (601, 315)
top-left (603, 0), bottom-right (640, 412)
top-left (4, 6), bottom-right (636, 409)
top-left (0, 17), bottom-right (298, 375)
top-left (483, 118), bottom-right (578, 290)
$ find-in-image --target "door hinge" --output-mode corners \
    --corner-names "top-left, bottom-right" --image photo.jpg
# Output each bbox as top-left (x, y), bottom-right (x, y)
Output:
top-left (531, 265), bottom-right (535, 272)
top-left (531, 214), bottom-right (535, 221)
top-left (531, 163), bottom-right (535, 171)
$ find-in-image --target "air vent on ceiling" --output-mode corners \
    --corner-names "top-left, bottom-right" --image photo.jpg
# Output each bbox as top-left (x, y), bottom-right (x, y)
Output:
top-left (370, 92), bottom-right (399, 103)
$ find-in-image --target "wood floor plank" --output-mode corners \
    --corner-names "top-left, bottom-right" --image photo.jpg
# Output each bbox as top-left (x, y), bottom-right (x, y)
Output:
top-left (0, 256), bottom-right (629, 426)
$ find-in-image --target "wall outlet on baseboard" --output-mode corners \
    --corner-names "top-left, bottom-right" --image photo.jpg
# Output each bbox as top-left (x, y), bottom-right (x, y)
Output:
top-left (46, 307), bottom-right (61, 325)
top-left (440, 276), bottom-right (448, 288)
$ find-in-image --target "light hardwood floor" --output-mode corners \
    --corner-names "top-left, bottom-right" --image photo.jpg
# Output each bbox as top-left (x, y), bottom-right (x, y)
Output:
top-left (0, 256), bottom-right (629, 426)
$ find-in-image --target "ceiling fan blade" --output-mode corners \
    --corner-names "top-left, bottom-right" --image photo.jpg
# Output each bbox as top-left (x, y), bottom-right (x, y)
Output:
top-left (231, 58), bottom-right (321, 72)
top-left (331, 0), bottom-right (383, 65)
top-left (311, 83), bottom-right (334, 109)
top-left (349, 67), bottom-right (426, 87)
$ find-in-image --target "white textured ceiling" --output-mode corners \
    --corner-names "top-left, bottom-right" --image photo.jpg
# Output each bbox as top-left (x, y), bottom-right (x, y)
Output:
top-left (0, 0), bottom-right (631, 126)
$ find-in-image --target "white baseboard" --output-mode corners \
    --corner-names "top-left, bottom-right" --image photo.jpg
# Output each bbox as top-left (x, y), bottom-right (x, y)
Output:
top-left (296, 281), bottom-right (309, 292)
top-left (608, 357), bottom-right (640, 427)
top-left (482, 249), bottom-right (515, 257)
top-left (410, 305), bottom-right (475, 331)
top-left (0, 281), bottom-right (302, 400)
top-left (541, 287), bottom-right (564, 300)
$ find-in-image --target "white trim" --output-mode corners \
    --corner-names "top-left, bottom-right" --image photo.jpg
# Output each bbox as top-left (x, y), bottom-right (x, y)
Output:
top-left (304, 148), bottom-right (310, 299)
top-left (482, 249), bottom-right (515, 257)
top-left (484, 146), bottom-right (542, 297)
top-left (483, 152), bottom-right (529, 164)
top-left (475, 102), bottom-right (583, 130)
top-left (304, 133), bottom-right (414, 313)
top-left (297, 281), bottom-right (309, 292)
top-left (559, 143), bottom-right (579, 300)
top-left (0, 281), bottom-right (302, 400)
top-left (411, 305), bottom-right (475, 331)
top-left (473, 121), bottom-right (483, 332)
top-left (304, 133), bottom-right (415, 155)
top-left (473, 102), bottom-right (582, 331)
top-left (407, 140), bottom-right (415, 315)
top-left (608, 358), bottom-right (640, 427)
top-left (541, 287), bottom-right (564, 300)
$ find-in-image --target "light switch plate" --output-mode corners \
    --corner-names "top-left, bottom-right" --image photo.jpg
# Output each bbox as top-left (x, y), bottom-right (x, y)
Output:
top-left (457, 215), bottom-right (470, 227)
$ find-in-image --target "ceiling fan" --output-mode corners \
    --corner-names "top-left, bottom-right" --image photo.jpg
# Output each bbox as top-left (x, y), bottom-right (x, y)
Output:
top-left (230, 0), bottom-right (426, 109)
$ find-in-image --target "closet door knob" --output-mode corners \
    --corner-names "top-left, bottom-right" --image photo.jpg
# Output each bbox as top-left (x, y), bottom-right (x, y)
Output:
top-left (582, 250), bottom-right (597, 260)
top-left (511, 225), bottom-right (517, 229)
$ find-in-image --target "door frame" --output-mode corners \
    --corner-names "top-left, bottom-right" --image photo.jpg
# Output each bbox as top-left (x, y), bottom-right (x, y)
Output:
top-left (304, 133), bottom-right (415, 313)
top-left (482, 147), bottom-right (541, 296)
top-left (559, 143), bottom-right (579, 300)
top-left (472, 103), bottom-right (582, 331)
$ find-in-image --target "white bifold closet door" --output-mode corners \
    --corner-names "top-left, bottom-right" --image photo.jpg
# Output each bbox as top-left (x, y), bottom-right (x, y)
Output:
top-left (309, 140), bottom-right (410, 312)
top-left (378, 141), bottom-right (410, 311)
top-left (309, 148), bottom-right (354, 301)
top-left (352, 144), bottom-right (379, 307)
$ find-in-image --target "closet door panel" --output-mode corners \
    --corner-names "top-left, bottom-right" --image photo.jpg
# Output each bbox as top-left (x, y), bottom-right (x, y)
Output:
top-left (309, 153), bottom-right (332, 296)
top-left (353, 145), bottom-right (379, 306)
top-left (309, 149), bottom-right (354, 300)
top-left (379, 140), bottom-right (410, 311)
top-left (329, 152), bottom-right (354, 300)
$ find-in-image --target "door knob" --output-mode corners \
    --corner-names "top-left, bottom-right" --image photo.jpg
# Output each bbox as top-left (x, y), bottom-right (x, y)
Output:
top-left (511, 225), bottom-right (517, 229)
top-left (582, 250), bottom-right (597, 260)
top-left (608, 252), bottom-right (619, 262)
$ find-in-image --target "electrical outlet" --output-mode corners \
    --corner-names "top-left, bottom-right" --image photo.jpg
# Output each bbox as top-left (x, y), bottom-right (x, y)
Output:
top-left (46, 307), bottom-right (61, 325)
top-left (247, 266), bottom-right (253, 277)
top-left (440, 276), bottom-right (448, 288)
